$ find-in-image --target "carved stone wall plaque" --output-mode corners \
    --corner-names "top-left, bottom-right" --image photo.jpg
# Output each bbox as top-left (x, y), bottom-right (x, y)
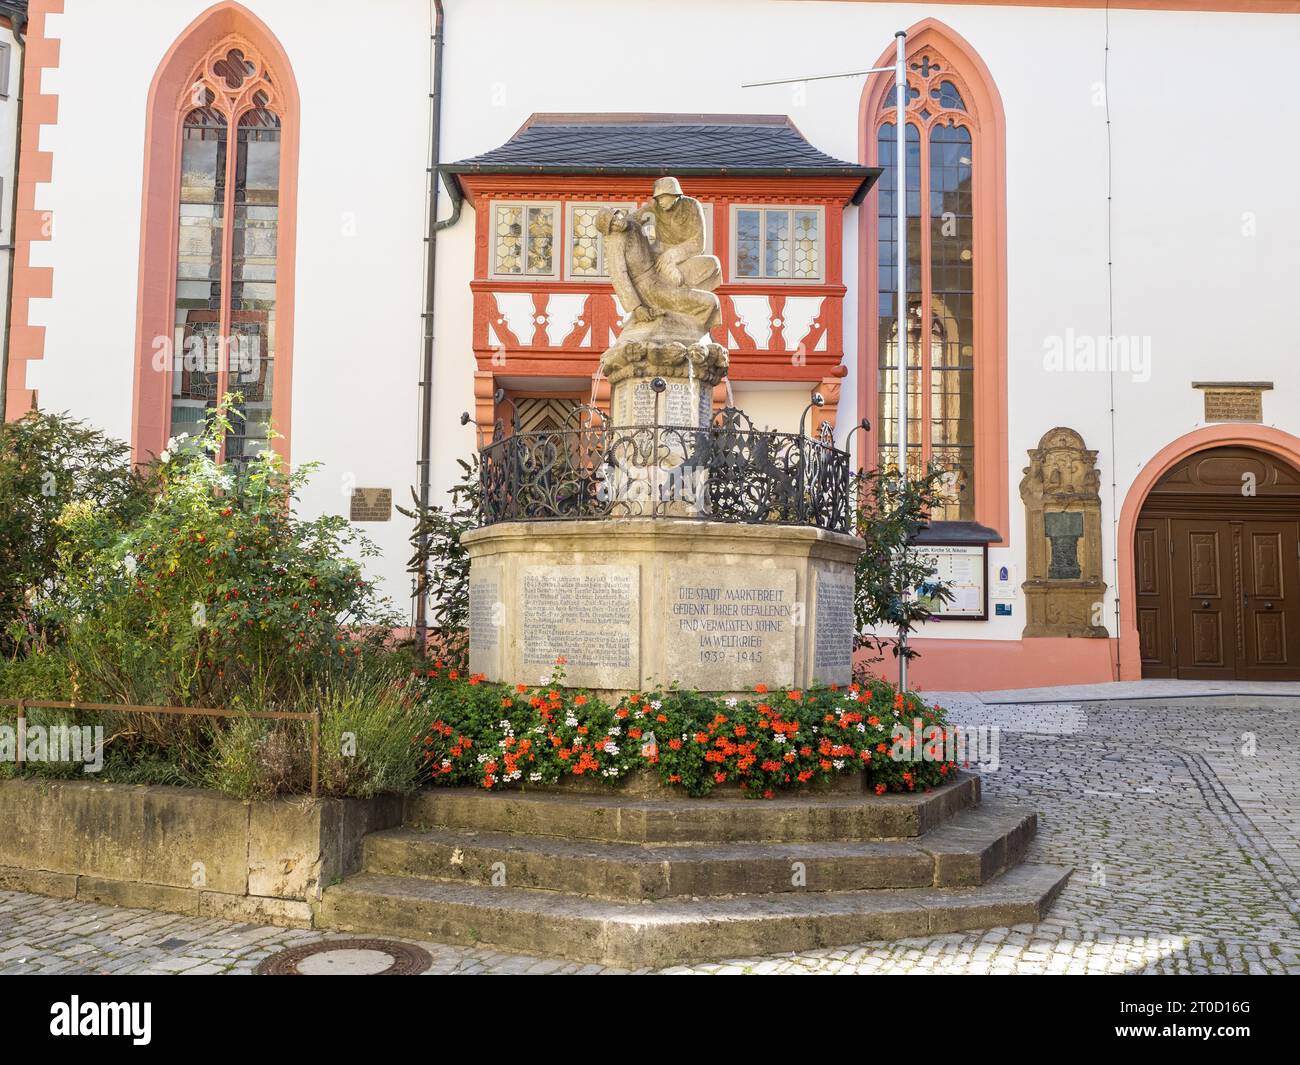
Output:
top-left (518, 564), bottom-right (639, 689)
top-left (349, 488), bottom-right (392, 522)
top-left (1019, 427), bottom-right (1108, 638)
top-left (811, 567), bottom-right (855, 686)
top-left (664, 563), bottom-right (797, 691)
top-left (1201, 387), bottom-right (1264, 423)
top-left (468, 565), bottom-right (505, 678)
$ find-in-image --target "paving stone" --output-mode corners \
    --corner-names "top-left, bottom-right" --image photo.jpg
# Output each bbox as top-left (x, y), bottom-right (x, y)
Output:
top-left (2, 696), bottom-right (1300, 973)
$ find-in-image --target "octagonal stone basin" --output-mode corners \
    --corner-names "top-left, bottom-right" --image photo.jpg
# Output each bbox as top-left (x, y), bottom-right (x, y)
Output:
top-left (464, 518), bottom-right (863, 697)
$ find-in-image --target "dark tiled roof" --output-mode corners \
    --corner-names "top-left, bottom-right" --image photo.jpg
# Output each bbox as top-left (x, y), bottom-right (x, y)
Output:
top-left (445, 114), bottom-right (879, 203)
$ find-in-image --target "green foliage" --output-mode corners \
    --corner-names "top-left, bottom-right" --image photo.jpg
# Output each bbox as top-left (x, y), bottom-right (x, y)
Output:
top-left (47, 402), bottom-right (397, 706)
top-left (853, 464), bottom-right (957, 664)
top-left (198, 665), bottom-right (426, 799)
top-left (0, 410), bottom-right (148, 657)
top-left (397, 455), bottom-right (480, 668)
top-left (417, 663), bottom-right (957, 798)
top-left (0, 646), bottom-right (79, 701)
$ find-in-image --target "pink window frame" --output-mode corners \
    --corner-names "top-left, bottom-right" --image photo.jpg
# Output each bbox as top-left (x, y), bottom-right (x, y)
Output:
top-left (858, 18), bottom-right (1008, 541)
top-left (131, 1), bottom-right (299, 466)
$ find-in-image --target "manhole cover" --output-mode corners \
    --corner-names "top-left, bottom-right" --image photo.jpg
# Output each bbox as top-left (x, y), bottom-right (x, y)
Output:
top-left (255, 938), bottom-right (433, 976)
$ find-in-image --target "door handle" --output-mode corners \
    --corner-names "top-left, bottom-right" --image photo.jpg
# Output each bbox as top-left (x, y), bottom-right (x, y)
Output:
top-left (1265, 602), bottom-right (1275, 610)
top-left (1201, 600), bottom-right (1210, 608)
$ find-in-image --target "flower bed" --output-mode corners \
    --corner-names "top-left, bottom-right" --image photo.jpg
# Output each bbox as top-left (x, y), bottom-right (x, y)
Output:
top-left (417, 661), bottom-right (959, 799)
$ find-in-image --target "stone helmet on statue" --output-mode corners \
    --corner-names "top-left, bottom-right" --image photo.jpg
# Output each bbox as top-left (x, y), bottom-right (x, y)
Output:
top-left (651, 176), bottom-right (684, 206)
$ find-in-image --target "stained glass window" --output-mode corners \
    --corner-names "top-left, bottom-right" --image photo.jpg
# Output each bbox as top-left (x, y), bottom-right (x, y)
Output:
top-left (171, 102), bottom-right (226, 444)
top-left (876, 54), bottom-right (976, 521)
top-left (168, 48), bottom-right (284, 464)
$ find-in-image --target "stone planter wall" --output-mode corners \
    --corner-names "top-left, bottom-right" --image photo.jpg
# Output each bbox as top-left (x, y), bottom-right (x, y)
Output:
top-left (0, 779), bottom-right (403, 927)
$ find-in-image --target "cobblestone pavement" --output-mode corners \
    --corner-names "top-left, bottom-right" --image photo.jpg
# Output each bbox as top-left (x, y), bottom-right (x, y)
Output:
top-left (3, 698), bottom-right (1299, 975)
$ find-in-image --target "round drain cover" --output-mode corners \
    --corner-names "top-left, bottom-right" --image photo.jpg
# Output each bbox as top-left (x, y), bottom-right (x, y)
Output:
top-left (256, 938), bottom-right (433, 976)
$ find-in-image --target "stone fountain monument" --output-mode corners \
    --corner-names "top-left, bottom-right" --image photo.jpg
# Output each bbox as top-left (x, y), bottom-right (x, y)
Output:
top-left (463, 177), bottom-right (864, 697)
top-left (597, 178), bottom-right (729, 434)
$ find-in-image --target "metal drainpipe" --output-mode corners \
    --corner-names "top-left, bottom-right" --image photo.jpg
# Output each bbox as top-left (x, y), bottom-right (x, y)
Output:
top-left (0, 7), bottom-right (28, 421)
top-left (414, 0), bottom-right (464, 653)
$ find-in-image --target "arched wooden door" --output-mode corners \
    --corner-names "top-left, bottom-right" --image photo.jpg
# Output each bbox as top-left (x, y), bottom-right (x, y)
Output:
top-left (1135, 446), bottom-right (1300, 679)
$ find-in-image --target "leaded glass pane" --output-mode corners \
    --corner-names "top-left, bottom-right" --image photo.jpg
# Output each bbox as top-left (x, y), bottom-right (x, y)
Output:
top-left (792, 209), bottom-right (819, 279)
top-left (224, 356), bottom-right (275, 462)
top-left (172, 110), bottom-right (226, 443)
top-left (228, 107), bottom-right (280, 461)
top-left (570, 205), bottom-right (603, 276)
top-left (764, 209), bottom-right (790, 277)
top-left (931, 79), bottom-right (966, 111)
top-left (736, 209), bottom-right (760, 277)
top-left (928, 123), bottom-right (974, 518)
top-left (931, 445), bottom-right (974, 519)
top-left (525, 205), bottom-right (554, 275)
top-left (494, 205), bottom-right (523, 274)
top-left (876, 124), bottom-right (923, 474)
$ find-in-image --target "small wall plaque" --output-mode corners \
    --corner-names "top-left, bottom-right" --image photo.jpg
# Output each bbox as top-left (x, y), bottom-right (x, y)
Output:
top-left (349, 487), bottom-right (392, 522)
top-left (1193, 382), bottom-right (1270, 423)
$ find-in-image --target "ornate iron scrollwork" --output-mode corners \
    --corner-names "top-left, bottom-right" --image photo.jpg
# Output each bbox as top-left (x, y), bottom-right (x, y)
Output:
top-left (478, 406), bottom-right (851, 533)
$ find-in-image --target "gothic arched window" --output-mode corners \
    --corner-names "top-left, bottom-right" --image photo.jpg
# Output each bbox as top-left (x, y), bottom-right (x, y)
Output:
top-left (134, 5), bottom-right (298, 466)
top-left (862, 22), bottom-right (1007, 533)
top-left (172, 47), bottom-right (282, 460)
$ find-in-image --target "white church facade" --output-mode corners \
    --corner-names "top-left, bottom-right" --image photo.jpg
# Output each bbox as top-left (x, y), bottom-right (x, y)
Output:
top-left (4, 0), bottom-right (1300, 690)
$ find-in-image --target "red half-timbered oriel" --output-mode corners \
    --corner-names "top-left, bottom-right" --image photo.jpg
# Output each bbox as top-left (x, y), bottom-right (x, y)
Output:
top-left (444, 114), bottom-right (878, 435)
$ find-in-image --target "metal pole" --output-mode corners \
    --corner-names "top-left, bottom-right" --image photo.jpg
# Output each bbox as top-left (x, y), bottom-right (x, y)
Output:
top-left (895, 30), bottom-right (909, 694)
top-left (310, 711), bottom-right (320, 798)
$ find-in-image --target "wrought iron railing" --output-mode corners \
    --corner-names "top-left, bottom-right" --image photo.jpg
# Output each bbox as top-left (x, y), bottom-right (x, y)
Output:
top-left (478, 406), bottom-right (852, 533)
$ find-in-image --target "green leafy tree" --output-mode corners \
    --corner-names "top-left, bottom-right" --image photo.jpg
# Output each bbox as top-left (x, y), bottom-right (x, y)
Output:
top-left (0, 410), bottom-right (149, 657)
top-left (853, 464), bottom-right (956, 666)
top-left (49, 400), bottom-right (397, 706)
top-left (398, 455), bottom-right (480, 668)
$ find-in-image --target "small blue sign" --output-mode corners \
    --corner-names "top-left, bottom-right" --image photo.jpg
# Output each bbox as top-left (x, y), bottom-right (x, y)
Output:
top-left (995, 602), bottom-right (1012, 617)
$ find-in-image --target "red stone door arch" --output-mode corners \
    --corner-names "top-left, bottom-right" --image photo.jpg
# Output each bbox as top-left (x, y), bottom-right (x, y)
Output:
top-left (1126, 440), bottom-right (1300, 680)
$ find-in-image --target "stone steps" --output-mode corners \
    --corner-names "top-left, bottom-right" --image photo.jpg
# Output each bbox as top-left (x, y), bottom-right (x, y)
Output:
top-left (362, 802), bottom-right (1037, 899)
top-left (316, 776), bottom-right (1068, 966)
top-left (403, 774), bottom-right (981, 843)
top-left (318, 862), bottom-right (1071, 969)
